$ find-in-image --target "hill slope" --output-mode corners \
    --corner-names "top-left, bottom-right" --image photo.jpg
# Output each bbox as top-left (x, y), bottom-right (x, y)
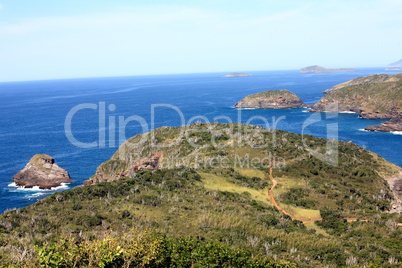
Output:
top-left (1, 123), bottom-right (401, 267)
top-left (310, 73), bottom-right (402, 119)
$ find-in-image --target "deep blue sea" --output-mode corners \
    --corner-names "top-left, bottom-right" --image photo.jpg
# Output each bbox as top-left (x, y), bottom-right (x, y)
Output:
top-left (0, 68), bottom-right (401, 213)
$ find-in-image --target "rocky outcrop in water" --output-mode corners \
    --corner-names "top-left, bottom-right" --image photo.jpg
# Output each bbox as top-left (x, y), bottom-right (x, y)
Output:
top-left (234, 89), bottom-right (306, 109)
top-left (12, 154), bottom-right (72, 189)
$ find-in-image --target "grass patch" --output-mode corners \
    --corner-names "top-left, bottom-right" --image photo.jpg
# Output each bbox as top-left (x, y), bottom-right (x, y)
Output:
top-left (198, 172), bottom-right (272, 205)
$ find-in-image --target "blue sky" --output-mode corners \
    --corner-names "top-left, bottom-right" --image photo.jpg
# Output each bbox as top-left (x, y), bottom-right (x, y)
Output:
top-left (0, 0), bottom-right (401, 81)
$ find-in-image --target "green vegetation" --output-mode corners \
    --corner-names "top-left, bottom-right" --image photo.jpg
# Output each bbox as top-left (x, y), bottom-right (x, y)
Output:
top-left (1, 123), bottom-right (401, 267)
top-left (242, 90), bottom-right (302, 102)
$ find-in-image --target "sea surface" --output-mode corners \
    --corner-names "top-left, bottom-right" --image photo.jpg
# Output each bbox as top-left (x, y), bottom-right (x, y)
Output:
top-left (0, 68), bottom-right (401, 213)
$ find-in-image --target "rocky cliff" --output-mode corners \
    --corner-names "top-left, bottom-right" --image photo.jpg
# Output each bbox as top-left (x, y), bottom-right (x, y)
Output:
top-left (234, 89), bottom-right (306, 109)
top-left (12, 154), bottom-right (72, 189)
top-left (300, 65), bottom-right (357, 74)
top-left (365, 108), bottom-right (402, 132)
top-left (310, 73), bottom-right (402, 120)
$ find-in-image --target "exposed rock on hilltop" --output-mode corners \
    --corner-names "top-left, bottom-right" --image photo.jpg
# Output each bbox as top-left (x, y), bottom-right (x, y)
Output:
top-left (234, 89), bottom-right (306, 109)
top-left (310, 73), bottom-right (402, 120)
top-left (12, 154), bottom-right (72, 189)
top-left (300, 65), bottom-right (357, 74)
top-left (222, 72), bottom-right (252, 77)
top-left (84, 152), bottom-right (163, 186)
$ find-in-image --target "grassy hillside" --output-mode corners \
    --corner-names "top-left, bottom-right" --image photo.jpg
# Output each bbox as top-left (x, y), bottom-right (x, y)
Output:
top-left (1, 123), bottom-right (401, 267)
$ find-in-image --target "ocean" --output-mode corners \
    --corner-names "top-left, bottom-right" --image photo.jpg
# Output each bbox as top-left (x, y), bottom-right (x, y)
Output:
top-left (0, 68), bottom-right (401, 213)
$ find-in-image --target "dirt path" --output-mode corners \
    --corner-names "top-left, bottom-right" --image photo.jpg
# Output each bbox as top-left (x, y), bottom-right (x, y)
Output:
top-left (268, 167), bottom-right (293, 218)
top-left (266, 168), bottom-right (402, 227)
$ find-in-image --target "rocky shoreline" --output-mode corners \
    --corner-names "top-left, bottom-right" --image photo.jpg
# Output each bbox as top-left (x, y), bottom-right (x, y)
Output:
top-left (365, 111), bottom-right (402, 132)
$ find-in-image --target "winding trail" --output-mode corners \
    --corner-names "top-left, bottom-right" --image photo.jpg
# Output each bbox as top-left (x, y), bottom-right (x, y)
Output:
top-left (268, 167), bottom-right (292, 218)
top-left (266, 168), bottom-right (402, 227)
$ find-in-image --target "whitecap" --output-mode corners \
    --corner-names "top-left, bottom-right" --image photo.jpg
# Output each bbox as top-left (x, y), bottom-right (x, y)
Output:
top-left (9, 183), bottom-right (71, 191)
top-left (391, 131), bottom-right (402, 135)
top-left (24, 192), bottom-right (46, 199)
top-left (338, 111), bottom-right (357, 114)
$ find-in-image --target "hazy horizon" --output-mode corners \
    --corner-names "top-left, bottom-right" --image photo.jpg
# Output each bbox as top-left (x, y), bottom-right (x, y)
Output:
top-left (0, 0), bottom-right (401, 82)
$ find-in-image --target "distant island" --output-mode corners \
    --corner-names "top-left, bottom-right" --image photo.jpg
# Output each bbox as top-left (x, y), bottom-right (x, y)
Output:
top-left (310, 73), bottom-right (402, 132)
top-left (386, 59), bottom-right (402, 70)
top-left (300, 65), bottom-right (357, 74)
top-left (222, 72), bottom-right (252, 77)
top-left (234, 89), bottom-right (306, 109)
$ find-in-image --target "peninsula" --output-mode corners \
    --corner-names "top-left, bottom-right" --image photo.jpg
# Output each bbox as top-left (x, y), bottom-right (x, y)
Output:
top-left (234, 89), bottom-right (306, 109)
top-left (310, 73), bottom-right (402, 122)
top-left (1, 123), bottom-right (402, 267)
top-left (300, 65), bottom-right (357, 74)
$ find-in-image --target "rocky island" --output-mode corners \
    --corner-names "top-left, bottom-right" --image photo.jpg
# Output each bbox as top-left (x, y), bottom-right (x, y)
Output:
top-left (12, 154), bottom-right (72, 189)
top-left (386, 59), bottom-right (402, 70)
top-left (300, 65), bottom-right (357, 74)
top-left (310, 73), bottom-right (402, 123)
top-left (222, 72), bottom-right (252, 77)
top-left (234, 89), bottom-right (306, 109)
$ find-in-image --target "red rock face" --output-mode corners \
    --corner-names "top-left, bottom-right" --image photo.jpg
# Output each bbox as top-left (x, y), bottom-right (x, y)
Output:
top-left (364, 108), bottom-right (402, 132)
top-left (12, 154), bottom-right (73, 189)
top-left (83, 152), bottom-right (163, 186)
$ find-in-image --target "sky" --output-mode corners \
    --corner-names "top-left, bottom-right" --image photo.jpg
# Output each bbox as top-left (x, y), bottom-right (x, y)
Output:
top-left (0, 0), bottom-right (401, 82)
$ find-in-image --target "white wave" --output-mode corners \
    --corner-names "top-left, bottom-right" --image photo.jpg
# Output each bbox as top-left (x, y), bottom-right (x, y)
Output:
top-left (391, 131), bottom-right (402, 135)
top-left (338, 111), bottom-right (357, 114)
top-left (24, 192), bottom-right (46, 199)
top-left (339, 111), bottom-right (357, 114)
top-left (359, 129), bottom-right (369, 132)
top-left (9, 183), bottom-right (71, 191)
